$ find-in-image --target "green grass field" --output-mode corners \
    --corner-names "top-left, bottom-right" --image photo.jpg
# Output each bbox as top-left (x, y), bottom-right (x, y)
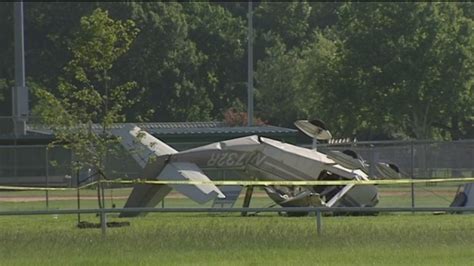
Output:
top-left (0, 184), bottom-right (472, 265)
top-left (1, 213), bottom-right (473, 265)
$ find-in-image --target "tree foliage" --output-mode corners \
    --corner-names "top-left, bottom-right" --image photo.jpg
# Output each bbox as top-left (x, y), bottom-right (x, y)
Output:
top-left (333, 3), bottom-right (473, 139)
top-left (32, 8), bottom-right (139, 171)
top-left (0, 2), bottom-right (472, 140)
top-left (256, 2), bottom-right (473, 140)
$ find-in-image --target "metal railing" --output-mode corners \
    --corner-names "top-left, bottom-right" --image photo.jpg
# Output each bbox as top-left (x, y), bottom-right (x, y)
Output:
top-left (1, 206), bottom-right (473, 235)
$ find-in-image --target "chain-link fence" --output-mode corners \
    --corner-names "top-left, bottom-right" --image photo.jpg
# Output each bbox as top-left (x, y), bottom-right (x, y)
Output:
top-left (314, 140), bottom-right (474, 208)
top-left (1, 139), bottom-right (473, 186)
top-left (0, 139), bottom-right (473, 210)
top-left (0, 140), bottom-right (474, 185)
top-left (0, 145), bottom-right (72, 186)
top-left (315, 140), bottom-right (474, 179)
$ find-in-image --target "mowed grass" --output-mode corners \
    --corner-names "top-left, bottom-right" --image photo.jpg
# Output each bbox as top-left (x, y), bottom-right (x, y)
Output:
top-left (1, 213), bottom-right (474, 265)
top-left (0, 184), bottom-right (470, 265)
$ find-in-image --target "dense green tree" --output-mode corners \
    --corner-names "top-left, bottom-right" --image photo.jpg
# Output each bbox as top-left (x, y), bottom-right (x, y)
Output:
top-left (24, 3), bottom-right (97, 89)
top-left (183, 2), bottom-right (247, 118)
top-left (256, 2), bottom-right (473, 140)
top-left (0, 2), bottom-right (14, 115)
top-left (98, 2), bottom-right (248, 122)
top-left (334, 2), bottom-right (473, 139)
top-left (107, 2), bottom-right (212, 121)
top-left (1, 2), bottom-right (472, 140)
top-left (255, 40), bottom-right (304, 126)
top-left (307, 2), bottom-right (342, 30)
top-left (2, 2), bottom-right (247, 122)
top-left (256, 30), bottom-right (344, 131)
top-left (255, 2), bottom-right (312, 50)
top-left (0, 3), bottom-right (98, 116)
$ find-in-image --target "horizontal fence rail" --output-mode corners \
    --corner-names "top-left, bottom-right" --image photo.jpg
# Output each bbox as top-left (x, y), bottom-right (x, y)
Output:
top-left (1, 177), bottom-right (474, 191)
top-left (1, 206), bottom-right (474, 216)
top-left (1, 206), bottom-right (473, 235)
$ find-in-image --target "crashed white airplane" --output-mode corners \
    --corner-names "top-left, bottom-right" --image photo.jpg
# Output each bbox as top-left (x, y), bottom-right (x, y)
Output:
top-left (111, 120), bottom-right (401, 217)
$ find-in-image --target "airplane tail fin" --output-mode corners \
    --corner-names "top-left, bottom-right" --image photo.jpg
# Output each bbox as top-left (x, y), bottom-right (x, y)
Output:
top-left (111, 124), bottom-right (177, 168)
top-left (111, 124), bottom-right (225, 217)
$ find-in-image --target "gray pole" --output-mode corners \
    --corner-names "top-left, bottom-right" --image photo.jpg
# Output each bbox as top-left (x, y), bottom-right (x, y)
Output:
top-left (410, 141), bottom-right (415, 209)
top-left (369, 144), bottom-right (375, 179)
top-left (13, 1), bottom-right (28, 136)
top-left (247, 1), bottom-right (254, 126)
top-left (316, 210), bottom-right (322, 235)
top-left (241, 185), bottom-right (254, 216)
top-left (76, 165), bottom-right (81, 224)
top-left (45, 147), bottom-right (49, 209)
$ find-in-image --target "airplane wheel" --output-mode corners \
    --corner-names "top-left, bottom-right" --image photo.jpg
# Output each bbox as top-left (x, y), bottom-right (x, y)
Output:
top-left (387, 163), bottom-right (400, 173)
top-left (342, 149), bottom-right (360, 160)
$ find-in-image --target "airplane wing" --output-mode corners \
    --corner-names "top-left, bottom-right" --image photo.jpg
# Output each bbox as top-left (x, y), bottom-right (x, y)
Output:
top-left (159, 162), bottom-right (225, 203)
top-left (120, 162), bottom-right (225, 217)
top-left (119, 184), bottom-right (172, 217)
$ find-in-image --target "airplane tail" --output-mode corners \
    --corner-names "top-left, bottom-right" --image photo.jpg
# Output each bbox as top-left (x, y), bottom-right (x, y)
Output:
top-left (110, 124), bottom-right (177, 168)
top-left (110, 124), bottom-right (225, 217)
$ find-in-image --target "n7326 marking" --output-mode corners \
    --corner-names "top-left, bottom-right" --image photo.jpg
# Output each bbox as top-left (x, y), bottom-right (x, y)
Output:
top-left (207, 152), bottom-right (266, 167)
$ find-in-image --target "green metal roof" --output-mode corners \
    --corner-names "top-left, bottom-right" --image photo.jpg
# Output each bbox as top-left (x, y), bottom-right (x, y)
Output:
top-left (26, 122), bottom-right (295, 135)
top-left (1, 121), bottom-right (299, 156)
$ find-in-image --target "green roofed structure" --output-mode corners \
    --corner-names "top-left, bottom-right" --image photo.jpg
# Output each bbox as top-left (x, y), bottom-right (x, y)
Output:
top-left (0, 122), bottom-right (297, 186)
top-left (2, 121), bottom-right (297, 147)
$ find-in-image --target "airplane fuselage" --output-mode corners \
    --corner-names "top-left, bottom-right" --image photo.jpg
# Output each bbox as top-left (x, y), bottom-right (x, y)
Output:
top-left (112, 125), bottom-right (379, 217)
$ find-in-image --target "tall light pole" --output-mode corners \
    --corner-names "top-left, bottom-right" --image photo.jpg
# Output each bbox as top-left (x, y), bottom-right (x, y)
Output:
top-left (247, 1), bottom-right (254, 127)
top-left (13, 1), bottom-right (28, 136)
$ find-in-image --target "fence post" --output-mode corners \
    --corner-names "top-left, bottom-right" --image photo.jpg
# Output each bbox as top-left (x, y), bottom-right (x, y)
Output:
top-left (96, 173), bottom-right (107, 234)
top-left (410, 141), bottom-right (415, 210)
top-left (100, 208), bottom-right (107, 236)
top-left (45, 147), bottom-right (49, 209)
top-left (315, 210), bottom-right (322, 235)
top-left (76, 164), bottom-right (81, 224)
top-left (241, 186), bottom-right (254, 216)
top-left (369, 144), bottom-right (375, 178)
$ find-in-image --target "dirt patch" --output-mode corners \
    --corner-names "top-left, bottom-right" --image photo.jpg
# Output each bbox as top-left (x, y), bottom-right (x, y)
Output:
top-left (380, 191), bottom-right (455, 196)
top-left (0, 192), bottom-right (233, 202)
top-left (0, 196), bottom-right (128, 202)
